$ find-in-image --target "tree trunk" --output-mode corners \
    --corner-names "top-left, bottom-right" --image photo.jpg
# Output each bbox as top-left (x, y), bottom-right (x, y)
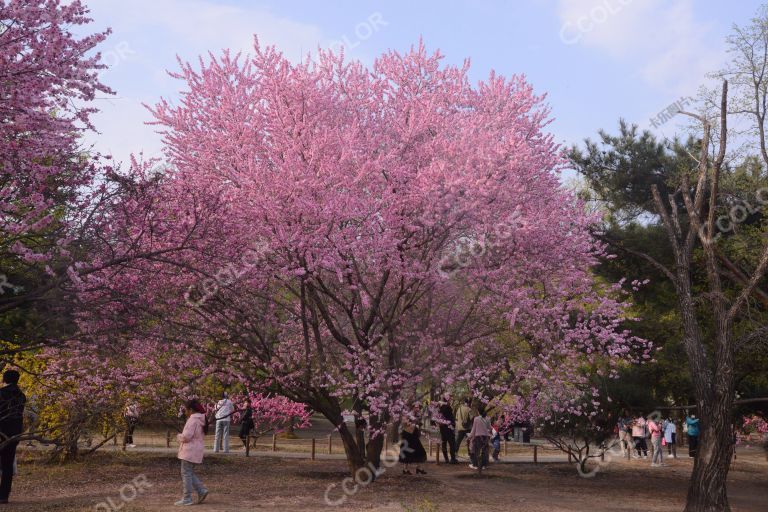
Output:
top-left (686, 439), bottom-right (731, 511)
top-left (684, 386), bottom-right (734, 511)
top-left (337, 421), bottom-right (366, 475)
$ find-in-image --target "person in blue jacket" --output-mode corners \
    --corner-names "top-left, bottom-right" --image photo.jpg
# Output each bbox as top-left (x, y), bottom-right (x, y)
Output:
top-left (685, 414), bottom-right (700, 458)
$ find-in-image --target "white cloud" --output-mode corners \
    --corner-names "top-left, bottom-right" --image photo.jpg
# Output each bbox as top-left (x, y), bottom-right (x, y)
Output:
top-left (556, 0), bottom-right (726, 95)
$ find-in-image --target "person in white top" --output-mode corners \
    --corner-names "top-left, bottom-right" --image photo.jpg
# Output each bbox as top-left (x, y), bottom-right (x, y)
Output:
top-left (214, 392), bottom-right (234, 453)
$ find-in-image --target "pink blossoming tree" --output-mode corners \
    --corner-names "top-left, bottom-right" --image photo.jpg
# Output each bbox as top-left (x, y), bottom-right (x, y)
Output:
top-left (76, 40), bottom-right (650, 475)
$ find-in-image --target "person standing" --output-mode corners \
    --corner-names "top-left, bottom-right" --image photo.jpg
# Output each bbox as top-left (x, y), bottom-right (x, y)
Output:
top-left (214, 392), bottom-right (233, 453)
top-left (686, 414), bottom-right (700, 458)
top-left (176, 399), bottom-right (209, 506)
top-left (238, 404), bottom-right (254, 449)
top-left (490, 415), bottom-right (502, 462)
top-left (632, 414), bottom-right (648, 459)
top-left (617, 412), bottom-right (632, 457)
top-left (468, 407), bottom-right (491, 470)
top-left (663, 418), bottom-right (677, 458)
top-left (123, 401), bottom-right (140, 448)
top-left (437, 394), bottom-right (458, 464)
top-left (648, 417), bottom-right (664, 466)
top-left (399, 406), bottom-right (427, 475)
top-left (455, 398), bottom-right (474, 459)
top-left (0, 370), bottom-right (26, 504)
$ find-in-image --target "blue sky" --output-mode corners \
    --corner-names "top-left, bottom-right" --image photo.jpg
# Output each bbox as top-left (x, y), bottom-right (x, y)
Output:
top-left (82, 0), bottom-right (764, 168)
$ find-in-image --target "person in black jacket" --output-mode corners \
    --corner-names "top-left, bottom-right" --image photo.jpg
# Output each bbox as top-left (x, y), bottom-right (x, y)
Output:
top-left (238, 405), bottom-right (254, 448)
top-left (0, 370), bottom-right (26, 504)
top-left (437, 394), bottom-right (458, 464)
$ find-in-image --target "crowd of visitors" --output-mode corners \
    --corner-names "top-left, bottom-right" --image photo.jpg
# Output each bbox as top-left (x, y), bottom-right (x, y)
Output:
top-left (616, 411), bottom-right (701, 467)
top-left (0, 372), bottom-right (724, 507)
top-left (397, 395), bottom-right (516, 473)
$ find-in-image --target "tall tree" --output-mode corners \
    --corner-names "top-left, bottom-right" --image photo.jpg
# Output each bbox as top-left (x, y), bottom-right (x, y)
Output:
top-left (76, 41), bottom-right (649, 476)
top-left (572, 98), bottom-right (768, 512)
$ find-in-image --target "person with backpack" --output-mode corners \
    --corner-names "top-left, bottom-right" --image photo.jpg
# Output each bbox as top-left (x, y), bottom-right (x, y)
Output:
top-left (455, 397), bottom-right (474, 459)
top-left (214, 392), bottom-right (233, 453)
top-left (175, 399), bottom-right (209, 506)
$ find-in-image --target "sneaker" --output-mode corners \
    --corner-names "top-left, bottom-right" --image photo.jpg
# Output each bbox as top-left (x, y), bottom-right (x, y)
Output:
top-left (198, 490), bottom-right (209, 504)
top-left (174, 499), bottom-right (194, 506)
top-left (128, 444), bottom-right (137, 448)
top-left (469, 464), bottom-right (478, 469)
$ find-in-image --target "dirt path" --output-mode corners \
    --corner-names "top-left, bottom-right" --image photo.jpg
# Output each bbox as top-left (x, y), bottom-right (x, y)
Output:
top-left (9, 449), bottom-right (768, 511)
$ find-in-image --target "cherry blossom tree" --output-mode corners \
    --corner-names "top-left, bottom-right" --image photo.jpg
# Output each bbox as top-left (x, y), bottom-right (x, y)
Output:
top-left (0, 0), bottom-right (148, 354)
top-left (76, 40), bottom-right (650, 476)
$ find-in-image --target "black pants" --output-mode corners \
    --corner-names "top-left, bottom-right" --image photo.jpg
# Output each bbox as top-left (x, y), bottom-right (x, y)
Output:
top-left (471, 435), bottom-right (489, 468)
top-left (0, 441), bottom-right (18, 500)
top-left (456, 429), bottom-right (471, 455)
top-left (440, 427), bottom-right (457, 462)
top-left (124, 418), bottom-right (137, 445)
top-left (688, 435), bottom-right (699, 457)
top-left (633, 436), bottom-right (648, 456)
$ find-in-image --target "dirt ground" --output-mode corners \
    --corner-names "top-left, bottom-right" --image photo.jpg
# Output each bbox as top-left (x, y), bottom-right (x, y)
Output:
top-left (8, 448), bottom-right (768, 512)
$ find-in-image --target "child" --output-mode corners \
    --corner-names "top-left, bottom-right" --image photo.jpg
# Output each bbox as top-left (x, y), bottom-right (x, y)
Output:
top-left (175, 399), bottom-right (209, 506)
top-left (491, 415), bottom-right (502, 462)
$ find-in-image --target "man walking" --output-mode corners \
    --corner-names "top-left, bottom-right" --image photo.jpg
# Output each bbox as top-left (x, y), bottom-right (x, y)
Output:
top-left (437, 394), bottom-right (458, 464)
top-left (214, 392), bottom-right (233, 453)
top-left (0, 370), bottom-right (26, 504)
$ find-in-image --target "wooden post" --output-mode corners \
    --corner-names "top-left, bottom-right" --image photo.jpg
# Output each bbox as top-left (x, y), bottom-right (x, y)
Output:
top-left (328, 435), bottom-right (332, 454)
top-left (311, 438), bottom-right (316, 461)
top-left (166, 430), bottom-right (171, 448)
top-left (533, 444), bottom-right (538, 463)
top-left (568, 451), bottom-right (572, 463)
top-left (600, 449), bottom-right (605, 462)
top-left (272, 434), bottom-right (277, 452)
top-left (504, 440), bottom-right (508, 456)
top-left (246, 435), bottom-right (251, 457)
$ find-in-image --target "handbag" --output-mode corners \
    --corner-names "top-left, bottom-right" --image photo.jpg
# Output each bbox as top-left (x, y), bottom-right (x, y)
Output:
top-left (662, 437), bottom-right (667, 446)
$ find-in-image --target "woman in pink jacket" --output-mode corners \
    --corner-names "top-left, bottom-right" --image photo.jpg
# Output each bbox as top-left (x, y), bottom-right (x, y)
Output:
top-left (175, 400), bottom-right (209, 506)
